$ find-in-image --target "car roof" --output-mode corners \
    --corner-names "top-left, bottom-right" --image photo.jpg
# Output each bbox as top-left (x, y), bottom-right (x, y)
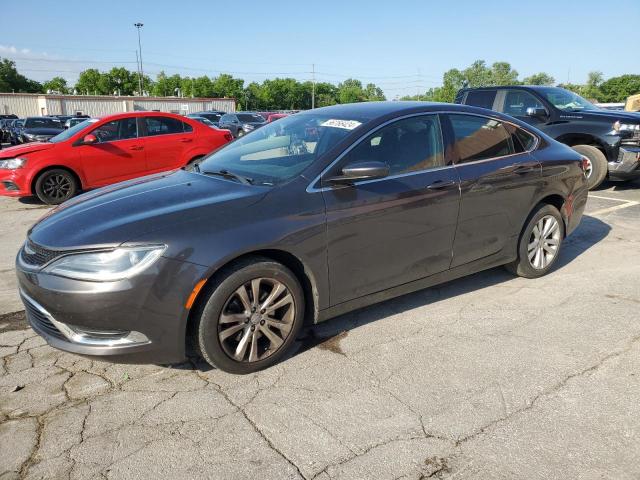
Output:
top-left (460, 85), bottom-right (560, 91)
top-left (300, 101), bottom-right (491, 119)
top-left (94, 111), bottom-right (191, 121)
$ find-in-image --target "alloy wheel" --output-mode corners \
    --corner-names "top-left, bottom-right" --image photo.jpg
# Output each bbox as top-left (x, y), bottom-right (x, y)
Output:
top-left (583, 157), bottom-right (593, 178)
top-left (218, 277), bottom-right (295, 362)
top-left (42, 174), bottom-right (72, 201)
top-left (527, 215), bottom-right (560, 269)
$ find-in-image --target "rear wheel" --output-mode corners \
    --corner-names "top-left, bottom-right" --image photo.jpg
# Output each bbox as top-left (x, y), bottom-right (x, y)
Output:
top-left (34, 169), bottom-right (79, 205)
top-left (505, 204), bottom-right (565, 278)
top-left (194, 257), bottom-right (305, 374)
top-left (571, 144), bottom-right (607, 190)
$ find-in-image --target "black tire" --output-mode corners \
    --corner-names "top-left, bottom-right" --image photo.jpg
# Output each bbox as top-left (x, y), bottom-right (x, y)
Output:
top-left (34, 168), bottom-right (79, 205)
top-left (194, 257), bottom-right (305, 374)
top-left (505, 204), bottom-right (565, 278)
top-left (571, 144), bottom-right (607, 190)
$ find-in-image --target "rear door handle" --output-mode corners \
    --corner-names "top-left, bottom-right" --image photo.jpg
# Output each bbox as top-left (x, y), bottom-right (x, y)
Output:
top-left (180, 138), bottom-right (193, 143)
top-left (129, 145), bottom-right (144, 151)
top-left (499, 164), bottom-right (536, 175)
top-left (426, 180), bottom-right (456, 190)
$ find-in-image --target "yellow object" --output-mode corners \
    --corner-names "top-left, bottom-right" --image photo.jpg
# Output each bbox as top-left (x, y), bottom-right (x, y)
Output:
top-left (185, 279), bottom-right (208, 309)
top-left (626, 94), bottom-right (640, 112)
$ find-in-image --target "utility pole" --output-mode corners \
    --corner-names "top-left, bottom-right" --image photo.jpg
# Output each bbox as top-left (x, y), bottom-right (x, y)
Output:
top-left (135, 51), bottom-right (142, 95)
top-left (134, 23), bottom-right (144, 95)
top-left (311, 63), bottom-right (316, 109)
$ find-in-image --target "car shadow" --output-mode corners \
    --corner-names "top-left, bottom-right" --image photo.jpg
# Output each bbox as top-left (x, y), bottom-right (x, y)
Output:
top-left (595, 179), bottom-right (640, 192)
top-left (172, 214), bottom-right (611, 373)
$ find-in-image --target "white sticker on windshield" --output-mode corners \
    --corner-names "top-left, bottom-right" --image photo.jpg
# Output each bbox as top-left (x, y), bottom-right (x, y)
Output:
top-left (321, 119), bottom-right (362, 130)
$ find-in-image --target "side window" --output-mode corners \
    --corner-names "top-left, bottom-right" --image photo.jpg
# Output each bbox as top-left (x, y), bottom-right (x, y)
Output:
top-left (91, 118), bottom-right (137, 143)
top-left (514, 127), bottom-right (536, 151)
top-left (463, 90), bottom-right (497, 110)
top-left (502, 90), bottom-right (544, 116)
top-left (343, 115), bottom-right (444, 176)
top-left (143, 117), bottom-right (184, 136)
top-left (448, 114), bottom-right (515, 163)
top-left (182, 121), bottom-right (193, 133)
top-left (219, 114), bottom-right (230, 124)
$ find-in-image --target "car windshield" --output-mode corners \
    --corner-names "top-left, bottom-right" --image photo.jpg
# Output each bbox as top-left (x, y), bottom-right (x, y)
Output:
top-left (198, 113), bottom-right (366, 185)
top-left (539, 88), bottom-right (598, 112)
top-left (49, 119), bottom-right (98, 143)
top-left (237, 113), bottom-right (265, 123)
top-left (24, 118), bottom-right (62, 128)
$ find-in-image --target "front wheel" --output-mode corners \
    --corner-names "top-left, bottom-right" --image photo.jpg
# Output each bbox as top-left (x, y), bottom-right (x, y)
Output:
top-left (194, 257), bottom-right (305, 374)
top-left (505, 204), bottom-right (565, 278)
top-left (34, 169), bottom-right (79, 205)
top-left (571, 144), bottom-right (607, 190)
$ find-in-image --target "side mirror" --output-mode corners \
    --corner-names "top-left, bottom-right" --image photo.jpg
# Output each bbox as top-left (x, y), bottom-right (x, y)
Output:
top-left (328, 161), bottom-right (390, 185)
top-left (526, 107), bottom-right (548, 118)
top-left (81, 134), bottom-right (98, 145)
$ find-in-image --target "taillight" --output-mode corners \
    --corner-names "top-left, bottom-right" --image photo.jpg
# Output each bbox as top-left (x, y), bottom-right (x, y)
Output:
top-left (224, 133), bottom-right (233, 142)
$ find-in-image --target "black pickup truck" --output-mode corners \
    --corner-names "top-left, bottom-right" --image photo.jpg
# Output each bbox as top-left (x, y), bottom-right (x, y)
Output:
top-left (455, 85), bottom-right (640, 189)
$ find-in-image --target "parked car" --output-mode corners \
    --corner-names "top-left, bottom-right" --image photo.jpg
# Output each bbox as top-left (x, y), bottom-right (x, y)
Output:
top-left (455, 85), bottom-right (640, 189)
top-left (50, 115), bottom-right (73, 123)
top-left (218, 112), bottom-right (267, 137)
top-left (19, 117), bottom-right (64, 143)
top-left (188, 111), bottom-right (225, 127)
top-left (9, 119), bottom-right (25, 145)
top-left (267, 113), bottom-right (289, 122)
top-left (0, 111), bottom-right (233, 204)
top-left (15, 102), bottom-right (588, 373)
top-left (0, 119), bottom-right (14, 143)
top-left (187, 116), bottom-right (218, 128)
top-left (64, 118), bottom-right (90, 129)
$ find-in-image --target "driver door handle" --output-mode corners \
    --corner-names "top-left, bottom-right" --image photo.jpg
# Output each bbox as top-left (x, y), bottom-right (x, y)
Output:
top-left (129, 145), bottom-right (144, 151)
top-left (426, 180), bottom-right (456, 190)
top-left (180, 138), bottom-right (193, 143)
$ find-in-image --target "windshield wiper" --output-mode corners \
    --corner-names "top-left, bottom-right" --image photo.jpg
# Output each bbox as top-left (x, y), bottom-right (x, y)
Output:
top-left (201, 169), bottom-right (253, 185)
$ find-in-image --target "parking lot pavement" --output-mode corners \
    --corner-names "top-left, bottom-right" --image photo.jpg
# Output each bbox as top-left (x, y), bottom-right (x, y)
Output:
top-left (1, 180), bottom-right (639, 480)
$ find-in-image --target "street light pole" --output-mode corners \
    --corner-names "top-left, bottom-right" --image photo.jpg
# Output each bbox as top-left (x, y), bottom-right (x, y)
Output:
top-left (134, 23), bottom-right (144, 95)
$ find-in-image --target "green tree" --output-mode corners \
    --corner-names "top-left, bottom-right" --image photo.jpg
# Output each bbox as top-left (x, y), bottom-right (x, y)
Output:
top-left (599, 74), bottom-right (640, 102)
top-left (582, 71), bottom-right (604, 101)
top-left (75, 69), bottom-right (106, 95)
top-left (42, 76), bottom-right (69, 94)
top-left (212, 74), bottom-right (244, 102)
top-left (0, 57), bottom-right (42, 93)
top-left (337, 78), bottom-right (365, 103)
top-left (490, 61), bottom-right (519, 86)
top-left (523, 72), bottom-right (555, 85)
top-left (151, 71), bottom-right (182, 97)
top-left (364, 83), bottom-right (385, 101)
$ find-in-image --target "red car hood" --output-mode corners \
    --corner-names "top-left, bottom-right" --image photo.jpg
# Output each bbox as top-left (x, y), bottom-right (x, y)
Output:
top-left (0, 142), bottom-right (56, 158)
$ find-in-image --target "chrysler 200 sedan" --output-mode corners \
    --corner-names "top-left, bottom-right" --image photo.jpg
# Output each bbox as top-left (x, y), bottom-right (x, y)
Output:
top-left (16, 102), bottom-right (588, 374)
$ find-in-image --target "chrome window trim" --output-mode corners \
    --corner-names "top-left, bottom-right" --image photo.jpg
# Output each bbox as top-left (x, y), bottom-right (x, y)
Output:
top-left (306, 110), bottom-right (540, 193)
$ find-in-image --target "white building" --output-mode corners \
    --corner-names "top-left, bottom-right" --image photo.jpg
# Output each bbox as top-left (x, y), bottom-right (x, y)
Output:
top-left (0, 93), bottom-right (236, 118)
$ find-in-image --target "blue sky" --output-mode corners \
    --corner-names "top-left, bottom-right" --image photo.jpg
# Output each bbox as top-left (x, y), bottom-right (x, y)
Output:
top-left (2, 0), bottom-right (639, 98)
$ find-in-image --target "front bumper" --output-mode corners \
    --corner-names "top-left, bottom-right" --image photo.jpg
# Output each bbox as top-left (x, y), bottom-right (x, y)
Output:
top-left (0, 169), bottom-right (31, 196)
top-left (608, 146), bottom-right (640, 180)
top-left (16, 254), bottom-right (208, 364)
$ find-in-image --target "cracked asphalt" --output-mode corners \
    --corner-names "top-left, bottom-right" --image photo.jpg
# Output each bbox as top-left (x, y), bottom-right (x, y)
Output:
top-left (1, 180), bottom-right (639, 480)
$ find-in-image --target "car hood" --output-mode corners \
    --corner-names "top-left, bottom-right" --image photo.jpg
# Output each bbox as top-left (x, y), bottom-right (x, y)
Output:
top-left (0, 142), bottom-right (56, 158)
top-left (28, 169), bottom-right (269, 251)
top-left (23, 127), bottom-right (64, 135)
top-left (571, 109), bottom-right (640, 123)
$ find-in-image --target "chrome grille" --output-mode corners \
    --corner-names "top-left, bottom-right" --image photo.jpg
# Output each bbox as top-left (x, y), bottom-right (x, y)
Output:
top-left (20, 240), bottom-right (64, 267)
top-left (21, 294), bottom-right (65, 340)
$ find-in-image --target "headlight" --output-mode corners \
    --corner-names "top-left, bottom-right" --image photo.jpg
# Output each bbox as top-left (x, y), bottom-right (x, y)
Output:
top-left (242, 124), bottom-right (255, 131)
top-left (613, 121), bottom-right (640, 132)
top-left (42, 245), bottom-right (165, 282)
top-left (0, 157), bottom-right (27, 169)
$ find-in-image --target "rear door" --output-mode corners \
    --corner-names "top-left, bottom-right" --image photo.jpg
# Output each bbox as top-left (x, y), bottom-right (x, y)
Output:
top-left (444, 113), bottom-right (541, 267)
top-left (79, 117), bottom-right (146, 186)
top-left (322, 114), bottom-right (461, 304)
top-left (139, 116), bottom-right (194, 171)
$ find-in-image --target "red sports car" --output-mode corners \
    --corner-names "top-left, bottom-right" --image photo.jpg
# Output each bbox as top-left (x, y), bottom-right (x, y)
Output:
top-left (0, 112), bottom-right (233, 204)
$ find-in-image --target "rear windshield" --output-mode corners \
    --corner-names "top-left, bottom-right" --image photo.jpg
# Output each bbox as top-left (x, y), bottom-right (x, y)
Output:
top-left (24, 118), bottom-right (62, 129)
top-left (237, 113), bottom-right (265, 123)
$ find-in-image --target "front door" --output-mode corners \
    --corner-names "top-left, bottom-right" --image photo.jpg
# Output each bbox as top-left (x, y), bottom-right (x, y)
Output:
top-left (321, 114), bottom-right (461, 305)
top-left (79, 117), bottom-right (146, 186)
